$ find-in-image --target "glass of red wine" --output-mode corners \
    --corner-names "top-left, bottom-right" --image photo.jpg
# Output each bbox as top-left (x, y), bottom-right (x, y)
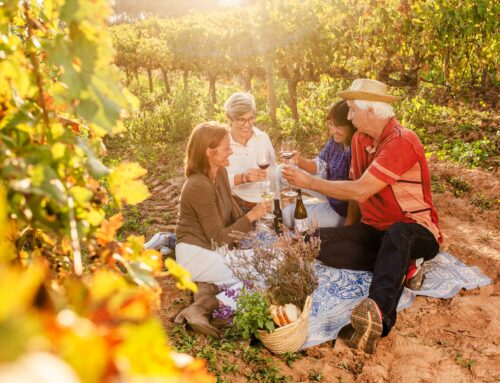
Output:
top-left (256, 150), bottom-right (272, 171)
top-left (280, 140), bottom-right (298, 197)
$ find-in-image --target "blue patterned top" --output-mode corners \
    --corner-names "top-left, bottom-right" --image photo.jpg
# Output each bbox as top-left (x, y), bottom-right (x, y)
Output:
top-left (316, 139), bottom-right (351, 218)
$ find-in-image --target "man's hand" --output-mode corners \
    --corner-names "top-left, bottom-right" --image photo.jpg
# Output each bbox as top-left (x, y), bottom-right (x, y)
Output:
top-left (246, 168), bottom-right (267, 182)
top-left (281, 165), bottom-right (313, 189)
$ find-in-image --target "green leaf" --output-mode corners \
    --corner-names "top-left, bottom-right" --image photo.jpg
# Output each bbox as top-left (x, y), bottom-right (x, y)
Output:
top-left (264, 320), bottom-right (275, 333)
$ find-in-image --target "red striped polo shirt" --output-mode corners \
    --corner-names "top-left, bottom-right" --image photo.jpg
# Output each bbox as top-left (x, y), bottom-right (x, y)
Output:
top-left (350, 117), bottom-right (442, 244)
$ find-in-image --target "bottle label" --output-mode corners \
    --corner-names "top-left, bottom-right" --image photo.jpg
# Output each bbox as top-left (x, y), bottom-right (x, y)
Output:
top-left (295, 218), bottom-right (308, 233)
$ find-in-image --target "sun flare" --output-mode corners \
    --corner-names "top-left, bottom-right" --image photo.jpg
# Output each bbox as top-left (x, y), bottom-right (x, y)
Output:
top-left (218, 0), bottom-right (243, 7)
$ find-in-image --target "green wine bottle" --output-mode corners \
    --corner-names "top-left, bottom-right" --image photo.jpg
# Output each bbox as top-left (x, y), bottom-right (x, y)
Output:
top-left (294, 189), bottom-right (308, 234)
top-left (273, 197), bottom-right (283, 234)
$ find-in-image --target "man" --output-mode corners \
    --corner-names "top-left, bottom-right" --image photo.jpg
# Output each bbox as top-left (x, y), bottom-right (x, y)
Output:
top-left (282, 79), bottom-right (442, 354)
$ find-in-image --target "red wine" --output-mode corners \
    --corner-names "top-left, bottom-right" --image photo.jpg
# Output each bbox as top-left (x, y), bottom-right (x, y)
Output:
top-left (258, 162), bottom-right (270, 170)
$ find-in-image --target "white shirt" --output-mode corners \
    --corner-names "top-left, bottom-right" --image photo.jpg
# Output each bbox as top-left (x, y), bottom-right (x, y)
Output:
top-left (226, 126), bottom-right (276, 188)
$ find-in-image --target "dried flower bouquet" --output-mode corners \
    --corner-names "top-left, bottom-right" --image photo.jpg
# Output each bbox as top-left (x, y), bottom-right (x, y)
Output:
top-left (227, 229), bottom-right (320, 310)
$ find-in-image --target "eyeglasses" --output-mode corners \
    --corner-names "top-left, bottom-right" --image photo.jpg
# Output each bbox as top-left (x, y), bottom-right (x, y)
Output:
top-left (234, 116), bottom-right (255, 126)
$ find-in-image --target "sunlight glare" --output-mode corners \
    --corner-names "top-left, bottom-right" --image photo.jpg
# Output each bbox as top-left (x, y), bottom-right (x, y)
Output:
top-left (218, 0), bottom-right (243, 7)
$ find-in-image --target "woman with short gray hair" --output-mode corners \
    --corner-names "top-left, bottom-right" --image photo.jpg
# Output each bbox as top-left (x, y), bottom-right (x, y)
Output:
top-left (223, 92), bottom-right (276, 207)
top-left (223, 92), bottom-right (257, 119)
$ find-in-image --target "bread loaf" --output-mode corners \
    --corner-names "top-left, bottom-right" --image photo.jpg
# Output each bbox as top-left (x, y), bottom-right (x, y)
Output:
top-left (283, 304), bottom-right (301, 323)
top-left (269, 303), bottom-right (302, 327)
top-left (269, 305), bottom-right (284, 327)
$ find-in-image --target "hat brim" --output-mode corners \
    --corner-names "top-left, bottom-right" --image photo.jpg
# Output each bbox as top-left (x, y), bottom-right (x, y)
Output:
top-left (338, 90), bottom-right (401, 103)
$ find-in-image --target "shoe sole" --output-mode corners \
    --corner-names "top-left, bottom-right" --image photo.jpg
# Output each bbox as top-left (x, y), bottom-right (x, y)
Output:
top-left (348, 298), bottom-right (383, 354)
top-left (407, 266), bottom-right (424, 290)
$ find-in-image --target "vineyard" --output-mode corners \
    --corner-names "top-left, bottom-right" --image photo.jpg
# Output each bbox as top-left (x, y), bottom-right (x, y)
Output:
top-left (1, 0), bottom-right (499, 383)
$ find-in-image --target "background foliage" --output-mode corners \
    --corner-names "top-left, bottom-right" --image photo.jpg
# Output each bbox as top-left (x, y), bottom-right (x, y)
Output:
top-left (110, 0), bottom-right (498, 171)
top-left (0, 1), bottom-right (212, 381)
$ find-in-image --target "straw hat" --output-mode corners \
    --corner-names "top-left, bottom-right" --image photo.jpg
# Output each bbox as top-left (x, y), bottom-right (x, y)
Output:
top-left (338, 79), bottom-right (401, 103)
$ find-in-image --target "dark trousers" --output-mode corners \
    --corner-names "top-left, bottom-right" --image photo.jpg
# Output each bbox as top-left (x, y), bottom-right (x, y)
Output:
top-left (318, 222), bottom-right (439, 335)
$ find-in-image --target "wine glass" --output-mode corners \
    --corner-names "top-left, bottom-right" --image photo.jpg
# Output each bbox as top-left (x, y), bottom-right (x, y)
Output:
top-left (256, 150), bottom-right (272, 171)
top-left (280, 139), bottom-right (298, 197)
top-left (259, 180), bottom-right (275, 220)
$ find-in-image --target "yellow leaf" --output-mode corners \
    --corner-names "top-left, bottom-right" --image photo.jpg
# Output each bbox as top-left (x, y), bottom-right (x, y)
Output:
top-left (0, 263), bottom-right (46, 321)
top-left (107, 162), bottom-right (150, 207)
top-left (0, 186), bottom-right (16, 263)
top-left (95, 213), bottom-right (123, 246)
top-left (86, 208), bottom-right (105, 226)
top-left (164, 258), bottom-right (197, 292)
top-left (51, 142), bottom-right (66, 160)
top-left (88, 269), bottom-right (128, 303)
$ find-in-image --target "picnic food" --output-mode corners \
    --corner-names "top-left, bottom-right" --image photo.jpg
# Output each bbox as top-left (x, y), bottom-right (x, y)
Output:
top-left (269, 303), bottom-right (302, 327)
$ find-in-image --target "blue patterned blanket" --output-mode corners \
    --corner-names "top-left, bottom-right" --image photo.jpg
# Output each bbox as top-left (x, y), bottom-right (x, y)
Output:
top-left (304, 251), bottom-right (491, 348)
top-left (217, 248), bottom-right (491, 349)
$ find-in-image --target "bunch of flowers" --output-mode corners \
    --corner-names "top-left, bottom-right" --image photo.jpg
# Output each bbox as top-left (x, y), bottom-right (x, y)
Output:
top-left (216, 229), bottom-right (320, 339)
top-left (229, 229), bottom-right (320, 308)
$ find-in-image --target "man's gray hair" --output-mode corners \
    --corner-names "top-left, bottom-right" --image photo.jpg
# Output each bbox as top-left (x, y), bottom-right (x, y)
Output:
top-left (353, 100), bottom-right (394, 119)
top-left (223, 92), bottom-right (256, 119)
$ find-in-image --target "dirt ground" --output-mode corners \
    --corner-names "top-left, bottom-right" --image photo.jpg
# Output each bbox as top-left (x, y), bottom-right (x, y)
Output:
top-left (135, 156), bottom-right (499, 383)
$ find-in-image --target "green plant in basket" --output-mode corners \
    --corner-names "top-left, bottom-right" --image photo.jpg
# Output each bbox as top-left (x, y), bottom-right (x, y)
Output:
top-left (232, 286), bottom-right (276, 340)
top-left (226, 229), bottom-right (320, 339)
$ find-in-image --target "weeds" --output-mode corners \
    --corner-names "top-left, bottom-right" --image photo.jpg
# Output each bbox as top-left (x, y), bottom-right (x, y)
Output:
top-left (431, 174), bottom-right (447, 193)
top-left (170, 326), bottom-right (199, 353)
top-left (470, 193), bottom-right (495, 211)
top-left (308, 371), bottom-right (323, 381)
top-left (118, 206), bottom-right (150, 237)
top-left (455, 351), bottom-right (476, 371)
top-left (282, 351), bottom-right (302, 367)
top-left (446, 176), bottom-right (472, 197)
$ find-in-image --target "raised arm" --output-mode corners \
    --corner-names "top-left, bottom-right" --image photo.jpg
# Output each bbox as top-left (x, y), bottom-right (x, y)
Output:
top-left (282, 165), bottom-right (387, 203)
top-left (296, 156), bottom-right (318, 175)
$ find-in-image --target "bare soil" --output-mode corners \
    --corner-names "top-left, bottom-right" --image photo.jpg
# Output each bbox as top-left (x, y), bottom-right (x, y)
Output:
top-left (133, 156), bottom-right (499, 383)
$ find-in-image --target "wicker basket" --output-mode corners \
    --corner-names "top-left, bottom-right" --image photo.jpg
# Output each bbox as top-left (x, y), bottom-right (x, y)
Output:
top-left (257, 296), bottom-right (312, 354)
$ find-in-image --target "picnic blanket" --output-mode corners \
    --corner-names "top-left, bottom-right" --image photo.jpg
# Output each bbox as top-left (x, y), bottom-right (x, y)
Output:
top-left (303, 251), bottom-right (491, 348)
top-left (145, 231), bottom-right (492, 348)
top-left (216, 247), bottom-right (491, 349)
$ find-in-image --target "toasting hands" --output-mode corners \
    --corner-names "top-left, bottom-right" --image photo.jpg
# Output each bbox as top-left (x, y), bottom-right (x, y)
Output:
top-left (281, 165), bottom-right (313, 190)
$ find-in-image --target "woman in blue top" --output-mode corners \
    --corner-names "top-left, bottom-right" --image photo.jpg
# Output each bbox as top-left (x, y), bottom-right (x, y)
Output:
top-left (281, 100), bottom-right (356, 228)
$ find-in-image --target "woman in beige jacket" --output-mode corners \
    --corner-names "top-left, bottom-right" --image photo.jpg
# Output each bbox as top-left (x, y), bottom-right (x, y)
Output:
top-left (174, 121), bottom-right (270, 336)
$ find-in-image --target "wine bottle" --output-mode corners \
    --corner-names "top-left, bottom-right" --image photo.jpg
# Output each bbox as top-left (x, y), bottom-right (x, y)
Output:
top-left (273, 197), bottom-right (283, 234)
top-left (294, 189), bottom-right (308, 234)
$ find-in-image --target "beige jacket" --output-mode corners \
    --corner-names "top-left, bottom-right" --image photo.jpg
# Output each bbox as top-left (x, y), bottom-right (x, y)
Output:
top-left (176, 168), bottom-right (252, 250)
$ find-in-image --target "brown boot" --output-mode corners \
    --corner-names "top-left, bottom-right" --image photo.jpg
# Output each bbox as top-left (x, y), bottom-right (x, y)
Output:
top-left (174, 282), bottom-right (221, 338)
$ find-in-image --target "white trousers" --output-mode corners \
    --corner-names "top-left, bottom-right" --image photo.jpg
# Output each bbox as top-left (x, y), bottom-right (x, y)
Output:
top-left (175, 242), bottom-right (239, 286)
